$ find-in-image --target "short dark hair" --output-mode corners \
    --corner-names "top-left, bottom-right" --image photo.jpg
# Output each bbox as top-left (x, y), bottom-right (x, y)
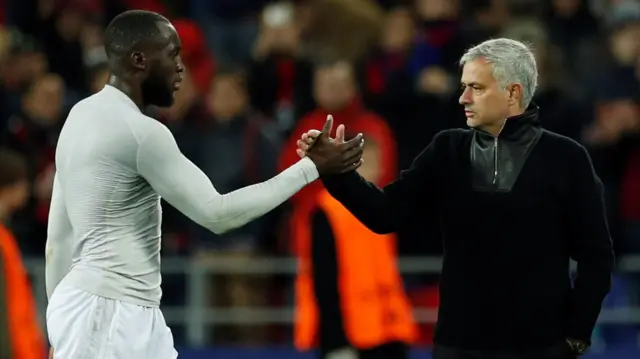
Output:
top-left (0, 148), bottom-right (28, 188)
top-left (104, 10), bottom-right (168, 57)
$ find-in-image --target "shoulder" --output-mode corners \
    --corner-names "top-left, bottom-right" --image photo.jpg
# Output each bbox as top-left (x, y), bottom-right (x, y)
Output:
top-left (539, 129), bottom-right (589, 159)
top-left (127, 113), bottom-right (174, 145)
top-left (431, 128), bottom-right (473, 150)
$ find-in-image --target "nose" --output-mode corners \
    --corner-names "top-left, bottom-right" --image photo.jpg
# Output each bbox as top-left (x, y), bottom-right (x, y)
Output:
top-left (459, 87), bottom-right (471, 105)
top-left (176, 57), bottom-right (185, 74)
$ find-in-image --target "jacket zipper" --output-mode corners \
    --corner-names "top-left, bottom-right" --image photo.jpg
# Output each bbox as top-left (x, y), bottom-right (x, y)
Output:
top-left (492, 120), bottom-right (507, 186)
top-left (492, 137), bottom-right (499, 185)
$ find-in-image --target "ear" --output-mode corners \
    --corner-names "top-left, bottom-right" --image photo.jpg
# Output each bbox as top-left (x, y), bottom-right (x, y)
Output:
top-left (130, 51), bottom-right (146, 71)
top-left (508, 84), bottom-right (522, 106)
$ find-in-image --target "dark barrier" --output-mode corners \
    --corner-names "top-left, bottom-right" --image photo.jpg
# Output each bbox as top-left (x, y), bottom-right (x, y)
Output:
top-left (177, 347), bottom-right (640, 359)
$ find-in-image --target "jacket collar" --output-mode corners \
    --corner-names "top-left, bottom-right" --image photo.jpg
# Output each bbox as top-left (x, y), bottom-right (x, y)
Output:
top-left (474, 103), bottom-right (541, 141)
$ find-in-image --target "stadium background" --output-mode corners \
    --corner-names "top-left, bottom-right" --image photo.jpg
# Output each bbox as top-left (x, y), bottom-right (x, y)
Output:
top-left (1, 0), bottom-right (640, 358)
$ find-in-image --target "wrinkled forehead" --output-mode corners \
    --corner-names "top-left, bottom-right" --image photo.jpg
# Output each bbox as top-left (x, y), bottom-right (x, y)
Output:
top-left (461, 58), bottom-right (496, 85)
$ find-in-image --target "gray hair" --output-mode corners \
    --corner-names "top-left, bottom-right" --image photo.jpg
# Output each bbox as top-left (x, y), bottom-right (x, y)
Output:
top-left (459, 38), bottom-right (538, 107)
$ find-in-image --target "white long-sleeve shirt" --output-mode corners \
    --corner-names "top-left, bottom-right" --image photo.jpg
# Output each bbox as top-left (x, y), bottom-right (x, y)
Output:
top-left (45, 85), bottom-right (318, 307)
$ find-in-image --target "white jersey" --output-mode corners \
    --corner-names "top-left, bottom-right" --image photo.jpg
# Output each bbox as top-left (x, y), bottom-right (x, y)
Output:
top-left (45, 85), bottom-right (318, 307)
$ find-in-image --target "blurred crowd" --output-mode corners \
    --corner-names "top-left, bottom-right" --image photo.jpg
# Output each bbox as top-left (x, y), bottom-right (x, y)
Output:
top-left (0, 0), bottom-right (639, 347)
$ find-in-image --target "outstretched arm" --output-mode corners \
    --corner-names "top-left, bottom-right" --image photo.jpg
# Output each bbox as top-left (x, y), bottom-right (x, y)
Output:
top-left (306, 130), bottom-right (449, 234)
top-left (137, 123), bottom-right (319, 235)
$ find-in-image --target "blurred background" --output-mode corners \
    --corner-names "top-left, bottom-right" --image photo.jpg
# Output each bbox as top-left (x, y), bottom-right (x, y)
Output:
top-left (0, 0), bottom-right (639, 358)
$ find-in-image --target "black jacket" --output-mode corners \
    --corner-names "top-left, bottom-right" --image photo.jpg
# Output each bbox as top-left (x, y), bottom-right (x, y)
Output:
top-left (322, 106), bottom-right (614, 351)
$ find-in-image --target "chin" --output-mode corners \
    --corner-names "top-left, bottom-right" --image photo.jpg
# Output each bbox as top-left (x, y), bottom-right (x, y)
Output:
top-left (151, 96), bottom-right (175, 108)
top-left (466, 117), bottom-right (481, 128)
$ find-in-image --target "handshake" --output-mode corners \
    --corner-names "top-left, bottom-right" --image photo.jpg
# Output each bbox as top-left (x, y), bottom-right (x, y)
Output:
top-left (297, 115), bottom-right (365, 176)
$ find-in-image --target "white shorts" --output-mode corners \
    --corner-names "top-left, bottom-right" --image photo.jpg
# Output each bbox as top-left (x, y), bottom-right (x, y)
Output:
top-left (46, 283), bottom-right (178, 359)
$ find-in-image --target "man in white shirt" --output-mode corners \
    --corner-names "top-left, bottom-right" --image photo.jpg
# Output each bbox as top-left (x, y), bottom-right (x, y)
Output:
top-left (45, 10), bottom-right (364, 359)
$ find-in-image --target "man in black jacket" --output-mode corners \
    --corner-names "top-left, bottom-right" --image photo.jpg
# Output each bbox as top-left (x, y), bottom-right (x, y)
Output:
top-left (300, 38), bottom-right (615, 359)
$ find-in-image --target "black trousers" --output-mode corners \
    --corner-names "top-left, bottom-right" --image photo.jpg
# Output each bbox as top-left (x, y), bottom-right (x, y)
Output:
top-left (432, 343), bottom-right (577, 359)
top-left (319, 341), bottom-right (409, 359)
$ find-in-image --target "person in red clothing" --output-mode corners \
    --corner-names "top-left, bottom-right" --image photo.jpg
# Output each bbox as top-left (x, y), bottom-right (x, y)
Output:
top-left (279, 60), bottom-right (397, 211)
top-left (0, 148), bottom-right (46, 359)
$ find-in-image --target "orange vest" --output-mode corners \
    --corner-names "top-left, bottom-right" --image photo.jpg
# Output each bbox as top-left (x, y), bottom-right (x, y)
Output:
top-left (294, 190), bottom-right (417, 350)
top-left (0, 225), bottom-right (46, 359)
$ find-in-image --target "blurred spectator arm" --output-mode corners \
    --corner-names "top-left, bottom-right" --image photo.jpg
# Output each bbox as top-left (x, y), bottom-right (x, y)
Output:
top-left (565, 146), bottom-right (615, 343)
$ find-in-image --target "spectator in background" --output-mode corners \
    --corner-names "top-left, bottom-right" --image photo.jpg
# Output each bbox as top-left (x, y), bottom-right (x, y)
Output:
top-left (2, 73), bottom-right (64, 255)
top-left (279, 61), bottom-right (396, 211)
top-left (173, 18), bottom-right (215, 96)
top-left (501, 19), bottom-right (587, 141)
top-left (297, 0), bottom-right (383, 64)
top-left (361, 6), bottom-right (418, 123)
top-left (178, 69), bottom-right (282, 344)
top-left (294, 138), bottom-right (416, 359)
top-left (191, 0), bottom-right (268, 67)
top-left (87, 62), bottom-right (109, 94)
top-left (248, 1), bottom-right (314, 132)
top-left (582, 4), bottom-right (640, 255)
top-left (0, 148), bottom-right (46, 359)
top-left (545, 0), bottom-right (600, 82)
top-left (0, 31), bottom-right (48, 125)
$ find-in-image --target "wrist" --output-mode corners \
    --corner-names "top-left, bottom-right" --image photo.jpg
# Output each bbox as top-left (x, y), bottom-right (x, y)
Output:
top-left (566, 338), bottom-right (589, 355)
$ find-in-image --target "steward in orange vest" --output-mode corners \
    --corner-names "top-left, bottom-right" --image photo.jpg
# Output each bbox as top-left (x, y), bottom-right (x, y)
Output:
top-left (294, 139), bottom-right (417, 359)
top-left (0, 148), bottom-right (46, 359)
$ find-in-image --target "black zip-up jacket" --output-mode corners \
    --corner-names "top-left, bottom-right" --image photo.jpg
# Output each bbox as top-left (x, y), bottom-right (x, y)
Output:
top-left (321, 105), bottom-right (614, 351)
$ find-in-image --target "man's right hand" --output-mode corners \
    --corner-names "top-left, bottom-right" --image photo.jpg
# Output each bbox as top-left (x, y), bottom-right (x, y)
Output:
top-left (304, 115), bottom-right (364, 176)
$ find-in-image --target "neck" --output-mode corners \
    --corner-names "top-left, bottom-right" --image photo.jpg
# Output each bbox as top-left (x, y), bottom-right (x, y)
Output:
top-left (482, 121), bottom-right (506, 137)
top-left (481, 106), bottom-right (527, 137)
top-left (108, 75), bottom-right (144, 110)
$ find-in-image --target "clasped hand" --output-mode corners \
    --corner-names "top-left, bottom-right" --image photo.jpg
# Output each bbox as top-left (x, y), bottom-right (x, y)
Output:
top-left (299, 115), bottom-right (364, 176)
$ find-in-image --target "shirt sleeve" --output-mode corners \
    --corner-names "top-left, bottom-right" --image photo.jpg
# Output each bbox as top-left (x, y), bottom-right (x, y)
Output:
top-left (45, 173), bottom-right (74, 299)
top-left (565, 144), bottom-right (615, 343)
top-left (321, 129), bottom-right (449, 234)
top-left (136, 122), bottom-right (319, 234)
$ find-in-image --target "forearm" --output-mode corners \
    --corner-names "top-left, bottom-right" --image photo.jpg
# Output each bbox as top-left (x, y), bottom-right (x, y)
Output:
top-left (322, 171), bottom-right (396, 234)
top-left (138, 124), bottom-right (319, 235)
top-left (566, 148), bottom-right (615, 341)
top-left (568, 259), bottom-right (613, 342)
top-left (147, 154), bottom-right (318, 235)
top-left (568, 215), bottom-right (614, 341)
top-left (45, 175), bottom-right (73, 299)
top-left (45, 238), bottom-right (73, 299)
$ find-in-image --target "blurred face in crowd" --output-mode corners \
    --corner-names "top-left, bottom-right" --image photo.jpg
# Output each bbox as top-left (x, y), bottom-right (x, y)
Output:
top-left (56, 8), bottom-right (85, 42)
top-left (610, 22), bottom-right (640, 66)
top-left (208, 74), bottom-right (247, 120)
top-left (261, 3), bottom-right (299, 55)
top-left (415, 0), bottom-right (458, 21)
top-left (0, 179), bottom-right (30, 213)
top-left (459, 58), bottom-right (520, 131)
top-left (313, 63), bottom-right (356, 111)
top-left (24, 74), bottom-right (65, 125)
top-left (553, 0), bottom-right (580, 16)
top-left (380, 8), bottom-right (415, 52)
top-left (356, 139), bottom-right (382, 185)
top-left (90, 66), bottom-right (109, 94)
